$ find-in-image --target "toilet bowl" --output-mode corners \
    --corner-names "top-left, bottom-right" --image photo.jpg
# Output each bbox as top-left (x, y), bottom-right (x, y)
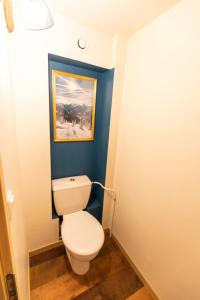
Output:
top-left (61, 211), bottom-right (104, 275)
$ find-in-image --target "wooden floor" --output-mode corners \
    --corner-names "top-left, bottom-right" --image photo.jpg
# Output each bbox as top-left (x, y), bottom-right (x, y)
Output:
top-left (30, 233), bottom-right (152, 300)
top-left (127, 288), bottom-right (154, 300)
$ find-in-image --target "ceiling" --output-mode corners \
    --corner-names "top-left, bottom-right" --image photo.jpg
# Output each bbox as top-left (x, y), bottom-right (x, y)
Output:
top-left (47, 0), bottom-right (181, 36)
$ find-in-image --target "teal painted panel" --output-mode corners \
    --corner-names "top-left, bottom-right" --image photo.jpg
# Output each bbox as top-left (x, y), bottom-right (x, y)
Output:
top-left (48, 54), bottom-right (114, 222)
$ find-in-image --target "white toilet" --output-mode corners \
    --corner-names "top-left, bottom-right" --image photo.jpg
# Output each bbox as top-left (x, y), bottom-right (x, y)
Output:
top-left (52, 175), bottom-right (104, 275)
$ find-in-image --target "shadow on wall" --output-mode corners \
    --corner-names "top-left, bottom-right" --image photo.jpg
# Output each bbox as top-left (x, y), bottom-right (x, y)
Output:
top-left (48, 54), bottom-right (114, 222)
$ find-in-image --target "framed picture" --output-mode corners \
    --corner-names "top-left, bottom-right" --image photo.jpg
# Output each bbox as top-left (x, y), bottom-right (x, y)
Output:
top-left (52, 70), bottom-right (97, 142)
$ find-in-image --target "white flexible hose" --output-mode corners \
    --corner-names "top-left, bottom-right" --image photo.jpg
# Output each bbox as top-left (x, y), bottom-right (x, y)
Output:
top-left (92, 181), bottom-right (116, 238)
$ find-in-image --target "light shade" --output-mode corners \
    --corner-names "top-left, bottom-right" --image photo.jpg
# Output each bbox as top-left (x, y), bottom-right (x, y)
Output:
top-left (25, 0), bottom-right (54, 30)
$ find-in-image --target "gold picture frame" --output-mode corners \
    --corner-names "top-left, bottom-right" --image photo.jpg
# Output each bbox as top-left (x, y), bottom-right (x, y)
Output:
top-left (52, 70), bottom-right (97, 142)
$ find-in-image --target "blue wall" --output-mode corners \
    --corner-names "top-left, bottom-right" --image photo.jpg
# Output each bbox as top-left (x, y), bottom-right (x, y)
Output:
top-left (48, 54), bottom-right (114, 222)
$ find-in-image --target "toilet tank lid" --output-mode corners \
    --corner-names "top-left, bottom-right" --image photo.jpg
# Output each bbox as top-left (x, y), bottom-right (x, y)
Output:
top-left (52, 175), bottom-right (91, 191)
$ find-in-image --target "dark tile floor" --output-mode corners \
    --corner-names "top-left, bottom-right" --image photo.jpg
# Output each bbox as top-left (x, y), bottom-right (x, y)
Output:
top-left (30, 232), bottom-right (143, 300)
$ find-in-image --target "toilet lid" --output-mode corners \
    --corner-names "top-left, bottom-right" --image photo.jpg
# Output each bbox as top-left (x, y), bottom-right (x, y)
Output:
top-left (61, 211), bottom-right (104, 256)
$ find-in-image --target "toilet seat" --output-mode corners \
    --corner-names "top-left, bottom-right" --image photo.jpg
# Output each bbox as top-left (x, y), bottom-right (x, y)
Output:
top-left (61, 211), bottom-right (104, 256)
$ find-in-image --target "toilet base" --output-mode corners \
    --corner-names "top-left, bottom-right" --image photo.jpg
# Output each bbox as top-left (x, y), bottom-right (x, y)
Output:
top-left (66, 249), bottom-right (90, 275)
top-left (70, 257), bottom-right (90, 275)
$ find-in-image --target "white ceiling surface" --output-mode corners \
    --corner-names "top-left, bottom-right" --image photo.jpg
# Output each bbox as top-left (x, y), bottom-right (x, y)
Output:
top-left (47, 0), bottom-right (181, 36)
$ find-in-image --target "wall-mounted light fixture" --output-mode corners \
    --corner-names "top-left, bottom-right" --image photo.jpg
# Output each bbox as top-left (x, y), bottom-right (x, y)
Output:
top-left (24, 0), bottom-right (54, 30)
top-left (3, 0), bottom-right (54, 33)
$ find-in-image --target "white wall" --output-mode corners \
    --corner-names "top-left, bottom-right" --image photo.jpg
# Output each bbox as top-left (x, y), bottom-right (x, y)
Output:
top-left (113, 0), bottom-right (200, 299)
top-left (9, 2), bottom-right (124, 250)
top-left (0, 4), bottom-right (29, 299)
top-left (103, 34), bottom-right (127, 229)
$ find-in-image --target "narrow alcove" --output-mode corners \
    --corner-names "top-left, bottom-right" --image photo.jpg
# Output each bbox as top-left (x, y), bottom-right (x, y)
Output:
top-left (48, 54), bottom-right (114, 222)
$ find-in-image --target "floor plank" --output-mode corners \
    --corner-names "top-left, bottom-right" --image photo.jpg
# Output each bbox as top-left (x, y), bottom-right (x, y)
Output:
top-left (30, 244), bottom-right (65, 267)
top-left (73, 268), bottom-right (142, 300)
top-left (127, 287), bottom-right (154, 300)
top-left (30, 233), bottom-right (143, 300)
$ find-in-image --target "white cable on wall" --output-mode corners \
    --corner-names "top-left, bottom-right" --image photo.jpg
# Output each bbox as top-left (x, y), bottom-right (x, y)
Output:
top-left (92, 181), bottom-right (116, 238)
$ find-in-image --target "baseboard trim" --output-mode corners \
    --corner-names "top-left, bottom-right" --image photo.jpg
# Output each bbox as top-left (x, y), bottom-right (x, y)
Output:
top-left (29, 240), bottom-right (63, 257)
top-left (110, 231), bottom-right (159, 300)
top-left (29, 230), bottom-right (110, 258)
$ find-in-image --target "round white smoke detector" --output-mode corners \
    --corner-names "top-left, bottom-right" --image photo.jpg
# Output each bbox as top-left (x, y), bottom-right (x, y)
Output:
top-left (77, 38), bottom-right (87, 50)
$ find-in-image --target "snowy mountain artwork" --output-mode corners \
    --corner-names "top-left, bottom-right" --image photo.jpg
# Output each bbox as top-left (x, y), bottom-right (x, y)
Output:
top-left (52, 70), bottom-right (97, 141)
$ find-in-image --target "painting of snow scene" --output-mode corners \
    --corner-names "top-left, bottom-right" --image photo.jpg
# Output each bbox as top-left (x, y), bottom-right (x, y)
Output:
top-left (53, 71), bottom-right (97, 141)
